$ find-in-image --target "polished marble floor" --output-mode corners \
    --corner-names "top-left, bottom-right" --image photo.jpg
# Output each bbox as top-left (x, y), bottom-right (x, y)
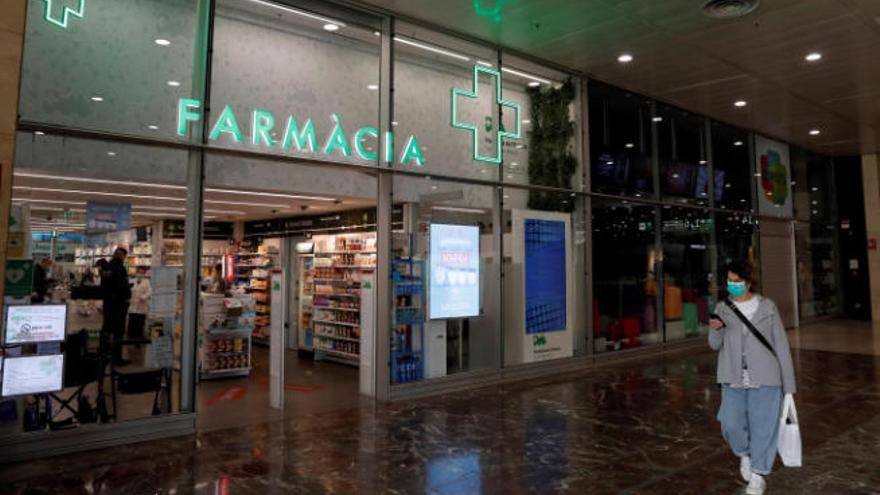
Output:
top-left (2, 321), bottom-right (879, 494)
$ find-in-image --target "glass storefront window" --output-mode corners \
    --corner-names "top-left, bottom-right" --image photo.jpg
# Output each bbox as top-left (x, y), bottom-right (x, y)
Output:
top-left (795, 222), bottom-right (840, 319)
top-left (592, 200), bottom-right (659, 352)
top-left (588, 81), bottom-right (654, 198)
top-left (657, 106), bottom-right (709, 207)
top-left (661, 206), bottom-right (713, 341)
top-left (207, 0), bottom-right (381, 167)
top-left (19, 0), bottom-right (200, 140)
top-left (4, 133), bottom-right (189, 434)
top-left (393, 22), bottom-right (501, 180)
top-left (711, 122), bottom-right (753, 211)
top-left (501, 55), bottom-right (582, 193)
top-left (390, 175), bottom-right (500, 384)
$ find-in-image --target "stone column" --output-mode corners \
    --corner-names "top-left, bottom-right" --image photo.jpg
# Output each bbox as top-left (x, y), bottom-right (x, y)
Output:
top-left (0, 1), bottom-right (27, 306)
top-left (861, 153), bottom-right (880, 321)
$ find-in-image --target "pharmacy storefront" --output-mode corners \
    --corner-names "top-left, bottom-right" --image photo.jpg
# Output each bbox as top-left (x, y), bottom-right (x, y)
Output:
top-left (3, 0), bottom-right (823, 461)
top-left (1, 0), bottom-right (592, 459)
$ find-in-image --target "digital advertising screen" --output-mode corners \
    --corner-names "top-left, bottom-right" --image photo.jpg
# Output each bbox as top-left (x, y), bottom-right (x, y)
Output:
top-left (3, 304), bottom-right (67, 345)
top-left (1, 354), bottom-right (64, 397)
top-left (429, 224), bottom-right (480, 319)
top-left (524, 219), bottom-right (567, 334)
top-left (695, 168), bottom-right (727, 202)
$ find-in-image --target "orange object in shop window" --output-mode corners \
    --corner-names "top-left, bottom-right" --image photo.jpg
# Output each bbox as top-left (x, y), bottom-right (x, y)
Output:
top-left (664, 286), bottom-right (683, 320)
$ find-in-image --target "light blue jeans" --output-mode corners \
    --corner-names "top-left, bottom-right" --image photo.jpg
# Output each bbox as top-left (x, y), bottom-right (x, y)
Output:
top-left (718, 385), bottom-right (783, 475)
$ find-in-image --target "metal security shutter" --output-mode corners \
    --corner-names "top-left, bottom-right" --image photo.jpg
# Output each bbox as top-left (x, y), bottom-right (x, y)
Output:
top-left (760, 219), bottom-right (799, 328)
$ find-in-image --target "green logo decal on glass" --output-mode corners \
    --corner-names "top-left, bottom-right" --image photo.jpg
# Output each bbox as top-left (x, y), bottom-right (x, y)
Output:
top-left (40, 0), bottom-right (85, 29)
top-left (451, 65), bottom-right (521, 164)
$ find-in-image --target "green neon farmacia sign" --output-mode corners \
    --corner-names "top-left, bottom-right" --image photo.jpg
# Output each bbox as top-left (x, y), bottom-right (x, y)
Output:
top-left (177, 99), bottom-right (425, 166)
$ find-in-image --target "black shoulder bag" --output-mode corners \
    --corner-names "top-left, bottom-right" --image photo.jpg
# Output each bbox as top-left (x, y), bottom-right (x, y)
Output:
top-left (723, 299), bottom-right (777, 359)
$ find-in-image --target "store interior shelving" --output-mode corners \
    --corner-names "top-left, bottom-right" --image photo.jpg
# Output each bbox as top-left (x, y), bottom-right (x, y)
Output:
top-left (391, 233), bottom-right (425, 384)
top-left (304, 232), bottom-right (376, 367)
top-left (236, 243), bottom-right (279, 346)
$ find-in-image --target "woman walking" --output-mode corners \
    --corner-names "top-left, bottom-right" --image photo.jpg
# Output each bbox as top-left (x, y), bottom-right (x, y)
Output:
top-left (709, 260), bottom-right (797, 495)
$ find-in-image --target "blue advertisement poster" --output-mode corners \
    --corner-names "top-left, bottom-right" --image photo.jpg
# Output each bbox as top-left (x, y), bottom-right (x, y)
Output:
top-left (524, 219), bottom-right (567, 334)
top-left (429, 224), bottom-right (480, 319)
top-left (86, 201), bottom-right (131, 233)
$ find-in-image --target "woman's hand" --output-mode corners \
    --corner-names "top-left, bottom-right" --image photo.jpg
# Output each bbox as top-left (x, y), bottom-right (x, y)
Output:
top-left (709, 318), bottom-right (725, 330)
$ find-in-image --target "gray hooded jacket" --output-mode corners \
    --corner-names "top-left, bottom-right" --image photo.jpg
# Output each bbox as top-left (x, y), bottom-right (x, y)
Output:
top-left (708, 295), bottom-right (797, 394)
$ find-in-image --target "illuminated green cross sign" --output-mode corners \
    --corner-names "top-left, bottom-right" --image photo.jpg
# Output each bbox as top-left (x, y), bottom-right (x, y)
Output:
top-left (40, 0), bottom-right (85, 29)
top-left (451, 65), bottom-right (521, 164)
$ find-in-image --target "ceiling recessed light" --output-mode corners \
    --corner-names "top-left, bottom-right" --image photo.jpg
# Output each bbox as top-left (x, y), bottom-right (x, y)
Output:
top-left (106, 151), bottom-right (116, 157)
top-left (90, 96), bottom-right (104, 102)
top-left (392, 121), bottom-right (398, 126)
top-left (323, 23), bottom-right (339, 32)
top-left (167, 80), bottom-right (181, 87)
top-left (734, 100), bottom-right (747, 107)
top-left (147, 125), bottom-right (159, 130)
top-left (809, 129), bottom-right (821, 136)
top-left (34, 131), bottom-right (45, 136)
top-left (625, 143), bottom-right (634, 148)
top-left (374, 31), bottom-right (381, 36)
top-left (155, 39), bottom-right (171, 46)
top-left (528, 81), bottom-right (541, 87)
top-left (652, 116), bottom-right (663, 123)
top-left (367, 84), bottom-right (379, 91)
top-left (617, 53), bottom-right (633, 63)
top-left (699, 160), bottom-right (708, 164)
top-left (805, 52), bottom-right (822, 62)
top-left (522, 119), bottom-right (531, 125)
top-left (734, 140), bottom-right (744, 146)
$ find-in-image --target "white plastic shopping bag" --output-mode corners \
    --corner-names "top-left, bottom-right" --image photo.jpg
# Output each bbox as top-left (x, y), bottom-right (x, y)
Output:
top-left (777, 393), bottom-right (802, 467)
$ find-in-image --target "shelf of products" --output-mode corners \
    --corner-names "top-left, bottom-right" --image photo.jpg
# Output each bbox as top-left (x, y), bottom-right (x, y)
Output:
top-left (297, 254), bottom-right (314, 352)
top-left (301, 232), bottom-right (376, 367)
top-left (391, 234), bottom-right (426, 384)
top-left (234, 244), bottom-right (279, 345)
top-left (199, 293), bottom-right (255, 379)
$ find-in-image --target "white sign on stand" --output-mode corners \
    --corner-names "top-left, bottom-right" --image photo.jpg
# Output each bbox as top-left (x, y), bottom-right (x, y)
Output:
top-left (1, 354), bottom-right (64, 397)
top-left (269, 270), bottom-right (285, 410)
top-left (3, 305), bottom-right (67, 344)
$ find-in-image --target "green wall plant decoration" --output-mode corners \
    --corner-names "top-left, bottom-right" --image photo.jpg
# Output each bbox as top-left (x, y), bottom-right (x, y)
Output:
top-left (526, 78), bottom-right (578, 212)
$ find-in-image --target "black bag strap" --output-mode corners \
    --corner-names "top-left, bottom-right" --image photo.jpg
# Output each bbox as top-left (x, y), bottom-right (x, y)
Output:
top-left (723, 299), bottom-right (777, 359)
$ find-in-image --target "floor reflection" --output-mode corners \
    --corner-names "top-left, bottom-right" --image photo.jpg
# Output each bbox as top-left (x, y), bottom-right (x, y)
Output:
top-left (1, 320), bottom-right (879, 494)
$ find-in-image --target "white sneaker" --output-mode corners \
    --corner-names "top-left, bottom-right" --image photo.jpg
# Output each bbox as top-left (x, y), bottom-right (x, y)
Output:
top-left (746, 473), bottom-right (766, 495)
top-left (739, 455), bottom-right (752, 482)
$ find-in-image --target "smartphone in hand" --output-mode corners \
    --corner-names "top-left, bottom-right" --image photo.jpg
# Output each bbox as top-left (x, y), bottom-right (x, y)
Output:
top-left (709, 313), bottom-right (726, 329)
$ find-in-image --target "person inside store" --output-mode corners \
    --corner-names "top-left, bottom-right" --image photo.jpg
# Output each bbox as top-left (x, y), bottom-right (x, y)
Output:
top-left (31, 256), bottom-right (53, 303)
top-left (208, 263), bottom-right (228, 295)
top-left (708, 259), bottom-right (797, 495)
top-left (128, 267), bottom-right (151, 340)
top-left (101, 248), bottom-right (132, 365)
